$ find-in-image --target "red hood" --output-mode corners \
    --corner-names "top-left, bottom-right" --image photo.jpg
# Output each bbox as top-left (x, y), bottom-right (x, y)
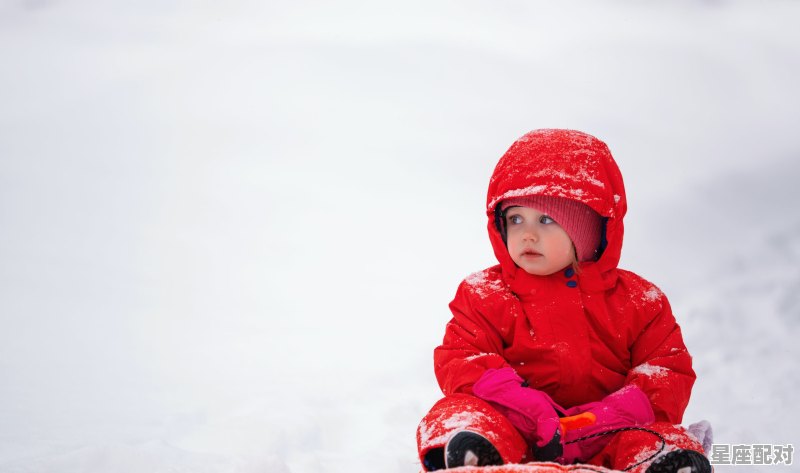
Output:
top-left (485, 129), bottom-right (627, 292)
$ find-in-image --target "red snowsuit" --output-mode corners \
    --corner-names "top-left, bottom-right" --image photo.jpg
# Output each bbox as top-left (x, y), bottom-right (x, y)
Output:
top-left (417, 130), bottom-right (704, 471)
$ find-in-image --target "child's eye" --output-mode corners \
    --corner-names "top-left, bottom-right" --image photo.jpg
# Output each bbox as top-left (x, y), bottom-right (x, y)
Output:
top-left (540, 215), bottom-right (555, 224)
top-left (508, 215), bottom-right (523, 225)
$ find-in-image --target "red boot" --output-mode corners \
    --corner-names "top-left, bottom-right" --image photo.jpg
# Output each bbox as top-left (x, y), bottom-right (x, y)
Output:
top-left (417, 394), bottom-right (529, 471)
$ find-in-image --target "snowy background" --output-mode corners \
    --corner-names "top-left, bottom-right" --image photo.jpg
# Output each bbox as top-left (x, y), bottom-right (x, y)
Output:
top-left (1, 1), bottom-right (799, 472)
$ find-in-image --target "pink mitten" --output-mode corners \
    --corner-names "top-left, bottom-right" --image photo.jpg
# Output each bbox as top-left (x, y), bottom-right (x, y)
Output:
top-left (472, 368), bottom-right (562, 459)
top-left (558, 385), bottom-right (655, 464)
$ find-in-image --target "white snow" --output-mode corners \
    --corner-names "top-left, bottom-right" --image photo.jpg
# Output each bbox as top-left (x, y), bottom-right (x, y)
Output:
top-left (642, 287), bottom-right (662, 303)
top-left (630, 363), bottom-right (669, 380)
top-left (419, 411), bottom-right (492, 450)
top-left (1, 1), bottom-right (799, 473)
top-left (488, 185), bottom-right (549, 209)
top-left (489, 185), bottom-right (596, 211)
top-left (464, 270), bottom-right (500, 295)
top-left (464, 353), bottom-right (493, 362)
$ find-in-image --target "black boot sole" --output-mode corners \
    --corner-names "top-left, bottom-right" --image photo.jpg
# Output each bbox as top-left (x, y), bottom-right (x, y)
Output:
top-left (445, 430), bottom-right (503, 468)
top-left (646, 449), bottom-right (712, 473)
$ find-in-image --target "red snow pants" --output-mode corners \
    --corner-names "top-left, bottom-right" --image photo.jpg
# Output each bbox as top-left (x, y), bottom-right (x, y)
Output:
top-left (416, 394), bottom-right (705, 472)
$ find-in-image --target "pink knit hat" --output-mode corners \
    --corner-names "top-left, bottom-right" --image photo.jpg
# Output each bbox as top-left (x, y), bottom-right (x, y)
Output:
top-left (502, 195), bottom-right (604, 262)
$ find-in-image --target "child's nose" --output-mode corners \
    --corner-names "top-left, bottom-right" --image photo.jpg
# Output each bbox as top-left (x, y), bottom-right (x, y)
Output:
top-left (522, 227), bottom-right (539, 241)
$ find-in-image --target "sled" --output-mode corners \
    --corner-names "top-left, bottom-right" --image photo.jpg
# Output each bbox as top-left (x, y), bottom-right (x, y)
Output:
top-left (432, 463), bottom-right (619, 473)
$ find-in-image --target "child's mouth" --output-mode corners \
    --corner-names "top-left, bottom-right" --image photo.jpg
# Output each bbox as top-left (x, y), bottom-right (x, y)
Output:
top-left (521, 250), bottom-right (542, 257)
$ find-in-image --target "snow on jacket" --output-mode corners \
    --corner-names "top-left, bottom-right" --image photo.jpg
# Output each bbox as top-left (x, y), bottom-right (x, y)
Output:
top-left (434, 129), bottom-right (695, 423)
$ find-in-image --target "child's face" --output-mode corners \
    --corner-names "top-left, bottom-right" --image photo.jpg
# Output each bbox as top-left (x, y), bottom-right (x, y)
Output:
top-left (504, 206), bottom-right (576, 276)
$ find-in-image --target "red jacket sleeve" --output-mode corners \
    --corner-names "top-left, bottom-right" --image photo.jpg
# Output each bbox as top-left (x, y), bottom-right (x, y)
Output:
top-left (434, 280), bottom-right (510, 395)
top-left (624, 291), bottom-right (696, 424)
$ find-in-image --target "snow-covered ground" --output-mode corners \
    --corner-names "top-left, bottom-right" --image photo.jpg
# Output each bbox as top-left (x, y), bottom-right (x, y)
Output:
top-left (1, 1), bottom-right (799, 472)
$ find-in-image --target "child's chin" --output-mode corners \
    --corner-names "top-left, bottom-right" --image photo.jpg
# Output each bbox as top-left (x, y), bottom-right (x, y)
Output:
top-left (520, 265), bottom-right (550, 276)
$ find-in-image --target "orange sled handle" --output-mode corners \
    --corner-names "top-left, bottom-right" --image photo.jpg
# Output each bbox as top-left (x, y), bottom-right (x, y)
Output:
top-left (559, 412), bottom-right (597, 432)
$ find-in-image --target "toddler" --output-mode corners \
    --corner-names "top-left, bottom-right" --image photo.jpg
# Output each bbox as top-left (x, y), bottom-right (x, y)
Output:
top-left (416, 130), bottom-right (711, 473)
